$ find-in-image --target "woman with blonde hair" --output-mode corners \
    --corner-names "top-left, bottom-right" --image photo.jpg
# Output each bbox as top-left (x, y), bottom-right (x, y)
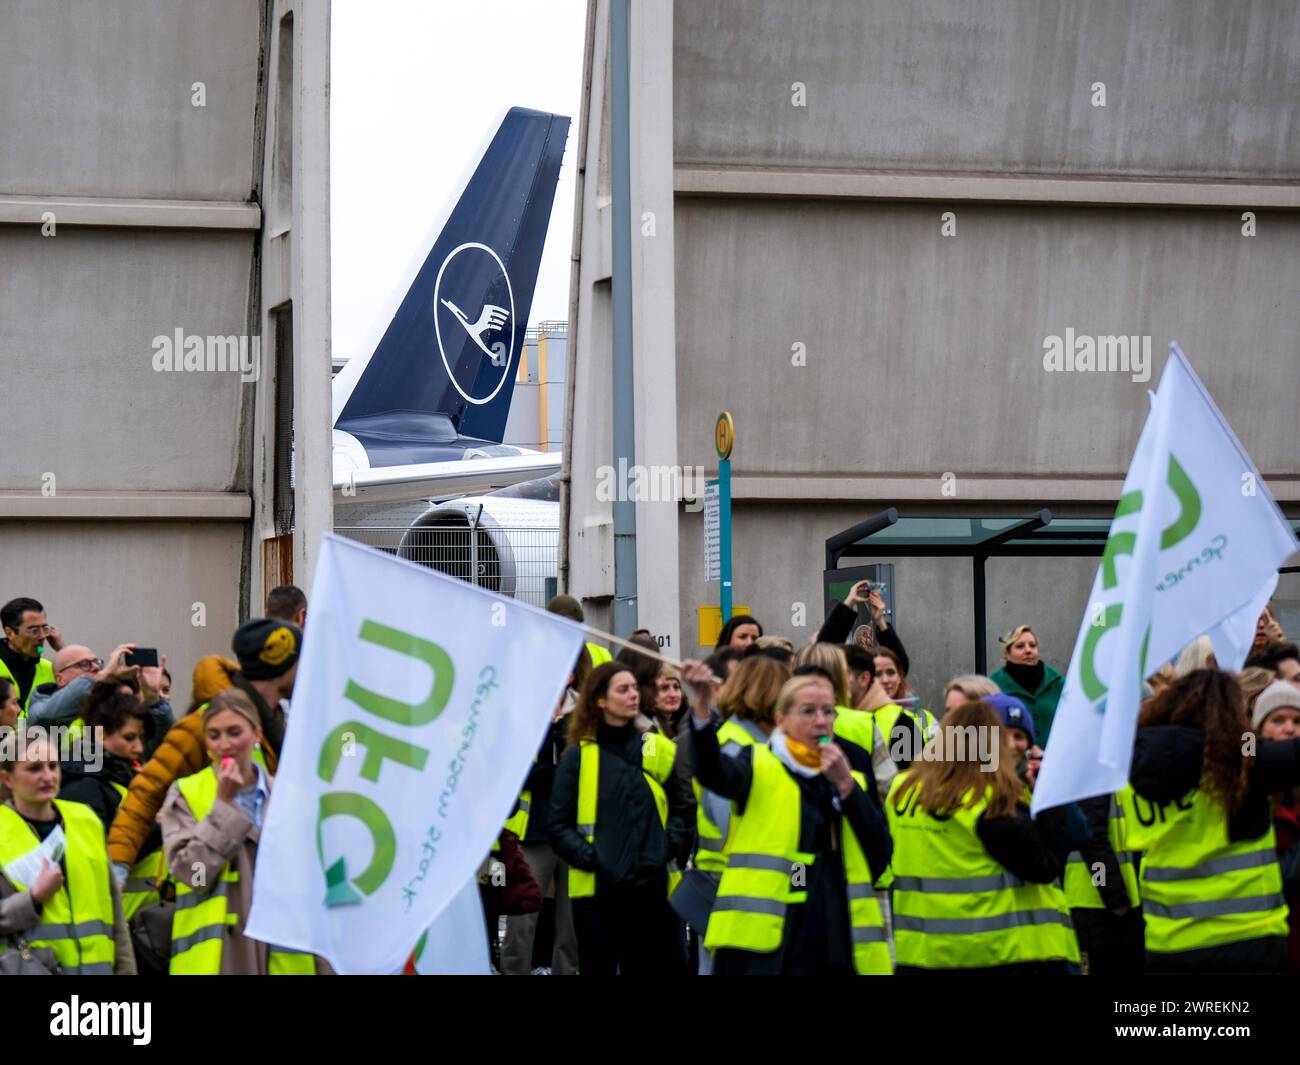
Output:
top-left (1174, 635), bottom-right (1217, 676)
top-left (161, 688), bottom-right (317, 974)
top-left (684, 664), bottom-right (892, 974)
top-left (1238, 666), bottom-right (1278, 717)
top-left (886, 700), bottom-right (1078, 973)
top-left (943, 674), bottom-right (1000, 712)
top-left (794, 643), bottom-right (879, 754)
top-left (989, 624), bottom-right (1065, 745)
top-left (717, 655), bottom-right (789, 731)
top-left (686, 653), bottom-right (790, 973)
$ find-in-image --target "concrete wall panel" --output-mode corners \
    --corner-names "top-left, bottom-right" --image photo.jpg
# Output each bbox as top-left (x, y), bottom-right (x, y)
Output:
top-left (673, 199), bottom-right (1300, 482)
top-left (675, 0), bottom-right (1300, 178)
top-left (0, 226), bottom-right (252, 491)
top-left (0, 0), bottom-right (262, 200)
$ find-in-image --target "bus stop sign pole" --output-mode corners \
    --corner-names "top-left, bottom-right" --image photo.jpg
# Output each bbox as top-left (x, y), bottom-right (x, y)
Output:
top-left (716, 412), bottom-right (735, 623)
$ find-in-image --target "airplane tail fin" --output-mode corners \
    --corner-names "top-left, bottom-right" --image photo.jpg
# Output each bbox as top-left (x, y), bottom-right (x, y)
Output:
top-left (335, 107), bottom-right (570, 444)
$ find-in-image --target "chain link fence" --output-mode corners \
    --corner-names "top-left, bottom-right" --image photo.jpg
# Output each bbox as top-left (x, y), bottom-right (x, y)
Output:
top-left (335, 525), bottom-right (558, 608)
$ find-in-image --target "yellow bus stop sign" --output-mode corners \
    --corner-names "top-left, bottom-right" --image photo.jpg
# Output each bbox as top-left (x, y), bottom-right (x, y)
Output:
top-left (715, 411), bottom-right (735, 460)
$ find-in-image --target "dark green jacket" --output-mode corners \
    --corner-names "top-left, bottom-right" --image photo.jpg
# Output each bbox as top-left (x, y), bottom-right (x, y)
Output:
top-left (989, 663), bottom-right (1065, 745)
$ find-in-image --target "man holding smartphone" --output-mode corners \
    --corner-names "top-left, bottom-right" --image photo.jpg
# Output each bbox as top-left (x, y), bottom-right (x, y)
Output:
top-left (27, 643), bottom-right (174, 757)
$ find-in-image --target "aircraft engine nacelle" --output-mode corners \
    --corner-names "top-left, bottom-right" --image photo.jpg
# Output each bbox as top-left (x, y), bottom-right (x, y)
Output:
top-left (397, 495), bottom-right (559, 605)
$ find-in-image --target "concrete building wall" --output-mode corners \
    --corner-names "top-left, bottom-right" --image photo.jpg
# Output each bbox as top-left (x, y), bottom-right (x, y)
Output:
top-left (674, 0), bottom-right (1300, 178)
top-left (0, 0), bottom-right (331, 709)
top-left (672, 199), bottom-right (1300, 482)
top-left (567, 0), bottom-right (1300, 678)
top-left (0, 0), bottom-right (263, 200)
top-left (1, 229), bottom-right (253, 490)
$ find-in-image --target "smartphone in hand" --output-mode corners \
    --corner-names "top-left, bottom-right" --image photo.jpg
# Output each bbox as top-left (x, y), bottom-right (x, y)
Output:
top-left (124, 647), bottom-right (159, 668)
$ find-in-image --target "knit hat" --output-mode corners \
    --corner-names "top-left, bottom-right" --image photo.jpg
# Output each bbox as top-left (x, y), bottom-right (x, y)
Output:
top-left (1252, 680), bottom-right (1300, 732)
top-left (984, 692), bottom-right (1036, 746)
top-left (546, 595), bottom-right (584, 623)
top-left (232, 618), bottom-right (301, 680)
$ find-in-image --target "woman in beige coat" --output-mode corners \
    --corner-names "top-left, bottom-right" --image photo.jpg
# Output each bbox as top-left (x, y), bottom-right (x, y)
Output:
top-left (161, 689), bottom-right (318, 975)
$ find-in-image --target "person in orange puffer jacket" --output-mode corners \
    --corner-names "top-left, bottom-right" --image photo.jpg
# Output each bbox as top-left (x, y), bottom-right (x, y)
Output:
top-left (106, 619), bottom-right (300, 879)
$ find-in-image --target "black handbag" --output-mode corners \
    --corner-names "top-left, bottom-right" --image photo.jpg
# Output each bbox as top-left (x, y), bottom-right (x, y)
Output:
top-left (0, 934), bottom-right (60, 975)
top-left (0, 871), bottom-right (60, 975)
top-left (127, 875), bottom-right (177, 976)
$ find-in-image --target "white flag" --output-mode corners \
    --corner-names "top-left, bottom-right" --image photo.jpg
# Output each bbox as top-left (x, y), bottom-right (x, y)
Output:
top-left (1033, 344), bottom-right (1298, 813)
top-left (398, 878), bottom-right (491, 975)
top-left (245, 533), bottom-right (585, 972)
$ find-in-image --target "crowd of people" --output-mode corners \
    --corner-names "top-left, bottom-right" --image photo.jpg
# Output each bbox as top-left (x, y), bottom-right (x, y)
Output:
top-left (499, 585), bottom-right (1300, 976)
top-left (2, 577), bottom-right (1299, 977)
top-left (0, 588), bottom-right (317, 975)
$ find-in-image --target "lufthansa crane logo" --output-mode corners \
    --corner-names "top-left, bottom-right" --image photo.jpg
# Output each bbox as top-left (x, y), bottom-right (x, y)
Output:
top-left (433, 242), bottom-right (516, 406)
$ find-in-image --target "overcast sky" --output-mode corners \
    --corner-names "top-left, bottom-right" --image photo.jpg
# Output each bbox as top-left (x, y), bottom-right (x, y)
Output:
top-left (330, 0), bottom-right (586, 360)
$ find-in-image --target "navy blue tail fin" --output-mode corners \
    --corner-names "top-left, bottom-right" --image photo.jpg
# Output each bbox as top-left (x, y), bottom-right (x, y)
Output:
top-left (336, 107), bottom-right (570, 444)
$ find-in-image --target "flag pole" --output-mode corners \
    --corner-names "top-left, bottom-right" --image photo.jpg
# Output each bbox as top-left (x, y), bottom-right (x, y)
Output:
top-left (581, 623), bottom-right (724, 682)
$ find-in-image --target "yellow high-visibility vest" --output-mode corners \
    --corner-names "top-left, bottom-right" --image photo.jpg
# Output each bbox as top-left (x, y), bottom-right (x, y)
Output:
top-left (5, 657), bottom-right (56, 715)
top-left (0, 799), bottom-right (116, 974)
top-left (693, 719), bottom-right (761, 874)
top-left (1119, 782), bottom-right (1288, 955)
top-left (703, 745), bottom-right (890, 974)
top-left (108, 780), bottom-right (169, 919)
top-left (569, 731), bottom-right (678, 899)
top-left (168, 766), bottom-right (314, 975)
top-left (1063, 788), bottom-right (1141, 911)
top-left (886, 772), bottom-right (1079, 969)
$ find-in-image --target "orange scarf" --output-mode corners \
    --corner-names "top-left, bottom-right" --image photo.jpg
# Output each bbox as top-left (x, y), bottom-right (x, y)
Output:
top-left (784, 736), bottom-right (823, 770)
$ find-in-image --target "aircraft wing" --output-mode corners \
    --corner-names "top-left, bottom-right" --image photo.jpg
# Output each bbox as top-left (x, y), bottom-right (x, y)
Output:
top-left (332, 451), bottom-right (562, 505)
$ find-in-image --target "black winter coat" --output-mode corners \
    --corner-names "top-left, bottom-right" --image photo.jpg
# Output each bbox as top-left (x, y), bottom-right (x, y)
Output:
top-left (817, 601), bottom-right (910, 674)
top-left (548, 721), bottom-right (694, 888)
top-left (59, 754), bottom-right (163, 857)
top-left (517, 716), bottom-right (569, 845)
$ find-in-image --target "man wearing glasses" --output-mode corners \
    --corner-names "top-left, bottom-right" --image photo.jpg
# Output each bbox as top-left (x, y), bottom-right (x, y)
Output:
top-left (0, 596), bottom-right (63, 711)
top-left (28, 644), bottom-right (174, 759)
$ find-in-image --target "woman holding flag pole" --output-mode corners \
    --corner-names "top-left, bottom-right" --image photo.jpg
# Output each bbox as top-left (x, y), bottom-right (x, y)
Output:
top-left (682, 662), bottom-right (893, 975)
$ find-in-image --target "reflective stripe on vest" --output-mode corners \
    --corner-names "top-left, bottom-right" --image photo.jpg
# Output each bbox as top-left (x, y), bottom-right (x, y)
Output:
top-left (693, 720), bottom-right (759, 874)
top-left (503, 791), bottom-right (531, 839)
top-left (886, 772), bottom-right (1079, 969)
top-left (0, 799), bottom-right (116, 973)
top-left (835, 703), bottom-right (927, 756)
top-left (108, 779), bottom-right (169, 919)
top-left (1063, 791), bottom-right (1141, 910)
top-left (169, 766), bottom-right (314, 975)
top-left (704, 746), bottom-right (890, 974)
top-left (7, 657), bottom-right (56, 716)
top-left (1119, 783), bottom-right (1288, 955)
top-left (569, 732), bottom-right (677, 900)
